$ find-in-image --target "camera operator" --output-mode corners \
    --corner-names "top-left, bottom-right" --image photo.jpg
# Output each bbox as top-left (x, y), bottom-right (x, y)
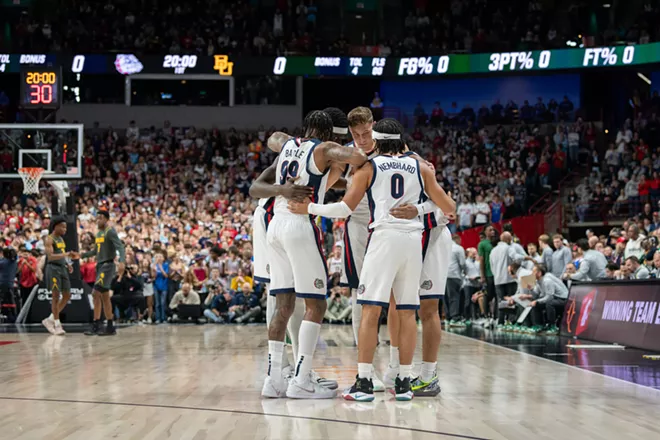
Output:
top-left (203, 284), bottom-right (232, 323)
top-left (110, 264), bottom-right (145, 321)
top-left (0, 246), bottom-right (18, 321)
top-left (17, 245), bottom-right (38, 309)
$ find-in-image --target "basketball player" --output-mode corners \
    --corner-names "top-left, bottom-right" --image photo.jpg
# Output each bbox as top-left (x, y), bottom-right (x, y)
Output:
top-left (42, 217), bottom-right (79, 335)
top-left (82, 210), bottom-right (126, 336)
top-left (252, 128), bottom-right (338, 390)
top-left (288, 119), bottom-right (455, 402)
top-left (340, 106), bottom-right (386, 391)
top-left (253, 110), bottom-right (368, 399)
top-left (386, 196), bottom-right (453, 396)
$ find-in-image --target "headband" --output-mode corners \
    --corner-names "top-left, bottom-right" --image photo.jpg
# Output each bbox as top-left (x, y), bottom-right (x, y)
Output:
top-left (372, 131), bottom-right (401, 140)
top-left (333, 126), bottom-right (348, 135)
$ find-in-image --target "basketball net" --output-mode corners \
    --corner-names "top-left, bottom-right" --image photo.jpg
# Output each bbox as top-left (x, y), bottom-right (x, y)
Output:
top-left (18, 167), bottom-right (45, 195)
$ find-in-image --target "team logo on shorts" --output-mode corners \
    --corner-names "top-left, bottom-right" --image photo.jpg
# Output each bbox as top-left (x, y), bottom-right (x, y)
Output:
top-left (421, 280), bottom-right (433, 290)
top-left (357, 284), bottom-right (365, 296)
top-left (266, 264), bottom-right (270, 275)
top-left (314, 278), bottom-right (325, 289)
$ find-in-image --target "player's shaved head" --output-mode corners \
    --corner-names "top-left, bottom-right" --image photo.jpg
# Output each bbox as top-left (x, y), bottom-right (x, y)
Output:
top-left (303, 110), bottom-right (333, 142)
top-left (500, 232), bottom-right (512, 243)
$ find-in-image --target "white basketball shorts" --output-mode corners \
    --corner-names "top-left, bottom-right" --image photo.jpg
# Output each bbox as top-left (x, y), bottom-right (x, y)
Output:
top-left (253, 205), bottom-right (273, 285)
top-left (266, 215), bottom-right (328, 299)
top-left (420, 226), bottom-right (452, 299)
top-left (339, 218), bottom-right (368, 289)
top-left (357, 228), bottom-right (423, 309)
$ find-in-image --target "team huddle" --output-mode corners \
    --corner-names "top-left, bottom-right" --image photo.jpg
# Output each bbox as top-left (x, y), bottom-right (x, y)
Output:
top-left (251, 107), bottom-right (456, 401)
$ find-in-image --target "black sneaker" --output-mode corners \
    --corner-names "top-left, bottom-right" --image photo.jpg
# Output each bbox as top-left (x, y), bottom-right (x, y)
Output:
top-left (342, 375), bottom-right (375, 402)
top-left (84, 321), bottom-right (100, 336)
top-left (98, 321), bottom-right (117, 336)
top-left (394, 376), bottom-right (413, 401)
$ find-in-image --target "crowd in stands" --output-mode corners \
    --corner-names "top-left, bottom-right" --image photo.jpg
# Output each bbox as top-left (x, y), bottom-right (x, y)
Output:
top-left (4, 0), bottom-right (660, 55)
top-left (566, 91), bottom-right (660, 223)
top-left (440, 218), bottom-right (660, 333)
top-left (4, 0), bottom-right (321, 56)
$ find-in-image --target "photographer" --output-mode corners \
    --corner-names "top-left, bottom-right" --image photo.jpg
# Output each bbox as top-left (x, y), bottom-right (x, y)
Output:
top-left (17, 245), bottom-right (38, 309)
top-left (203, 284), bottom-right (232, 323)
top-left (110, 264), bottom-right (145, 321)
top-left (0, 246), bottom-right (18, 321)
top-left (325, 273), bottom-right (350, 323)
top-left (227, 282), bottom-right (260, 324)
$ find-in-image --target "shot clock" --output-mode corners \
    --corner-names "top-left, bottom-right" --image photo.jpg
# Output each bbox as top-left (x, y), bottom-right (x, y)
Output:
top-left (20, 67), bottom-right (61, 109)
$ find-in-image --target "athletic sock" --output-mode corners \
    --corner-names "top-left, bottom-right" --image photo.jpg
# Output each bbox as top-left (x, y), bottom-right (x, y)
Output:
top-left (293, 320), bottom-right (321, 384)
top-left (48, 313), bottom-right (54, 321)
top-left (54, 319), bottom-right (61, 326)
top-left (420, 361), bottom-right (437, 382)
top-left (287, 297), bottom-right (305, 359)
top-left (389, 346), bottom-right (400, 368)
top-left (400, 364), bottom-right (413, 379)
top-left (282, 346), bottom-right (290, 369)
top-left (268, 340), bottom-right (285, 379)
top-left (358, 363), bottom-right (373, 380)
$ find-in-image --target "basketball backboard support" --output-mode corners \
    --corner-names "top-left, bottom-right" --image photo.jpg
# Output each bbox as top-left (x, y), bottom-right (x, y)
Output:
top-left (0, 124), bottom-right (84, 180)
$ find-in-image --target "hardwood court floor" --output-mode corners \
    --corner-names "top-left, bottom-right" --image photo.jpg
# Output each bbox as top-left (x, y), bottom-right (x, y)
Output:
top-left (0, 324), bottom-right (659, 440)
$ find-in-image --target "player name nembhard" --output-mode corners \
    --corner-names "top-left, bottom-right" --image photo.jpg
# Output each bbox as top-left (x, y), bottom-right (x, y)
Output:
top-left (377, 161), bottom-right (416, 174)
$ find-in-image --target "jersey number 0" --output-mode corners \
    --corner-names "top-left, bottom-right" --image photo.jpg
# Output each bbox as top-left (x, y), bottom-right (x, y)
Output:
top-left (391, 173), bottom-right (404, 198)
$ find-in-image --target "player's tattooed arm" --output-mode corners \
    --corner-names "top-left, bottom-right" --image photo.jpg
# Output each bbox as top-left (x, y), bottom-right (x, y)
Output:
top-left (249, 161), bottom-right (313, 202)
top-left (288, 163), bottom-right (372, 217)
top-left (315, 141), bottom-right (368, 171)
top-left (266, 132), bottom-right (293, 153)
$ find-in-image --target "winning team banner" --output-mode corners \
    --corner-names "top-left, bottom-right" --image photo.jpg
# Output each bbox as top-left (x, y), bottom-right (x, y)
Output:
top-left (561, 281), bottom-right (660, 352)
top-left (0, 42), bottom-right (659, 77)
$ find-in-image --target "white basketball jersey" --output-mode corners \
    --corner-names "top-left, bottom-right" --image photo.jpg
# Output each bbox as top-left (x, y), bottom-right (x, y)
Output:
top-left (344, 142), bottom-right (378, 225)
top-left (273, 137), bottom-right (329, 217)
top-left (367, 155), bottom-right (424, 232)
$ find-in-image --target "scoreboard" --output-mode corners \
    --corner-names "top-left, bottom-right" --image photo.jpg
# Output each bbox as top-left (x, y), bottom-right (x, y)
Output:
top-left (0, 43), bottom-right (658, 78)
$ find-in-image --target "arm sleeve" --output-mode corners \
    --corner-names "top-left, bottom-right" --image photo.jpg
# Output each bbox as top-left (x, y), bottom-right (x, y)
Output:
top-left (108, 229), bottom-right (126, 263)
top-left (415, 200), bottom-right (438, 216)
top-left (308, 201), bottom-right (353, 219)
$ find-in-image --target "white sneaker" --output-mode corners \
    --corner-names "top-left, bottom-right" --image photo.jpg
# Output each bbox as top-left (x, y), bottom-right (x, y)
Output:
top-left (53, 322), bottom-right (66, 335)
top-left (286, 374), bottom-right (336, 399)
top-left (282, 365), bottom-right (294, 380)
top-left (372, 367), bottom-right (385, 392)
top-left (383, 365), bottom-right (398, 389)
top-left (311, 370), bottom-right (339, 390)
top-left (42, 317), bottom-right (56, 335)
top-left (262, 376), bottom-right (289, 398)
top-left (147, 317), bottom-right (153, 324)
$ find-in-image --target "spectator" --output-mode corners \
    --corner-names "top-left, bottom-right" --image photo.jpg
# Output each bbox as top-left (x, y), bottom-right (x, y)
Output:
top-left (153, 253), bottom-right (169, 324)
top-left (551, 235), bottom-right (572, 279)
top-left (169, 282), bottom-right (201, 315)
top-left (445, 235), bottom-right (466, 324)
top-left (110, 265), bottom-right (145, 321)
top-left (17, 245), bottom-right (38, 308)
top-left (625, 224), bottom-right (645, 260)
top-left (626, 256), bottom-right (650, 279)
top-left (228, 282), bottom-right (261, 324)
top-left (204, 284), bottom-right (232, 323)
top-left (325, 289), bottom-right (351, 323)
top-left (528, 263), bottom-right (568, 331)
top-left (473, 195), bottom-right (490, 227)
top-left (230, 267), bottom-right (253, 291)
top-left (0, 246), bottom-right (18, 321)
top-left (456, 196), bottom-right (474, 231)
top-left (489, 232), bottom-right (519, 323)
top-left (569, 239), bottom-right (607, 281)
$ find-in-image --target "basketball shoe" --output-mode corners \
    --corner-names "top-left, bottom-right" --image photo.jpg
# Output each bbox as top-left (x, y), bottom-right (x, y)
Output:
top-left (342, 376), bottom-right (375, 402)
top-left (394, 376), bottom-right (413, 401)
top-left (286, 373), bottom-right (336, 399)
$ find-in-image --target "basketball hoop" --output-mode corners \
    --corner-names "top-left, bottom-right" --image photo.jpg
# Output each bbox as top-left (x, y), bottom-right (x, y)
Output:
top-left (18, 167), bottom-right (45, 195)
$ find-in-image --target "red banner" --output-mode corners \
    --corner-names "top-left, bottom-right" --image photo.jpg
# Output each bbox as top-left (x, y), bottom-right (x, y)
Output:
top-left (561, 281), bottom-right (660, 351)
top-left (456, 214), bottom-right (546, 249)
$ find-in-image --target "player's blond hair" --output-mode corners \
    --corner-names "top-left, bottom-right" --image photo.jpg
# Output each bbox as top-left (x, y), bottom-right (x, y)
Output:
top-left (347, 107), bottom-right (373, 127)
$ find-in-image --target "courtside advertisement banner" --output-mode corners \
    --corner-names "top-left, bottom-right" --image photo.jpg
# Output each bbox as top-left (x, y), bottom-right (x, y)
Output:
top-left (561, 281), bottom-right (660, 351)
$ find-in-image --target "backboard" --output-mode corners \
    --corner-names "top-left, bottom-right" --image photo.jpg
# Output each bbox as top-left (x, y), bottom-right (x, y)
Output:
top-left (0, 124), bottom-right (84, 180)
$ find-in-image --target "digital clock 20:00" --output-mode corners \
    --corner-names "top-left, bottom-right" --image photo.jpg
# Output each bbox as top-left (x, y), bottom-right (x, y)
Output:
top-left (25, 71), bottom-right (58, 85)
